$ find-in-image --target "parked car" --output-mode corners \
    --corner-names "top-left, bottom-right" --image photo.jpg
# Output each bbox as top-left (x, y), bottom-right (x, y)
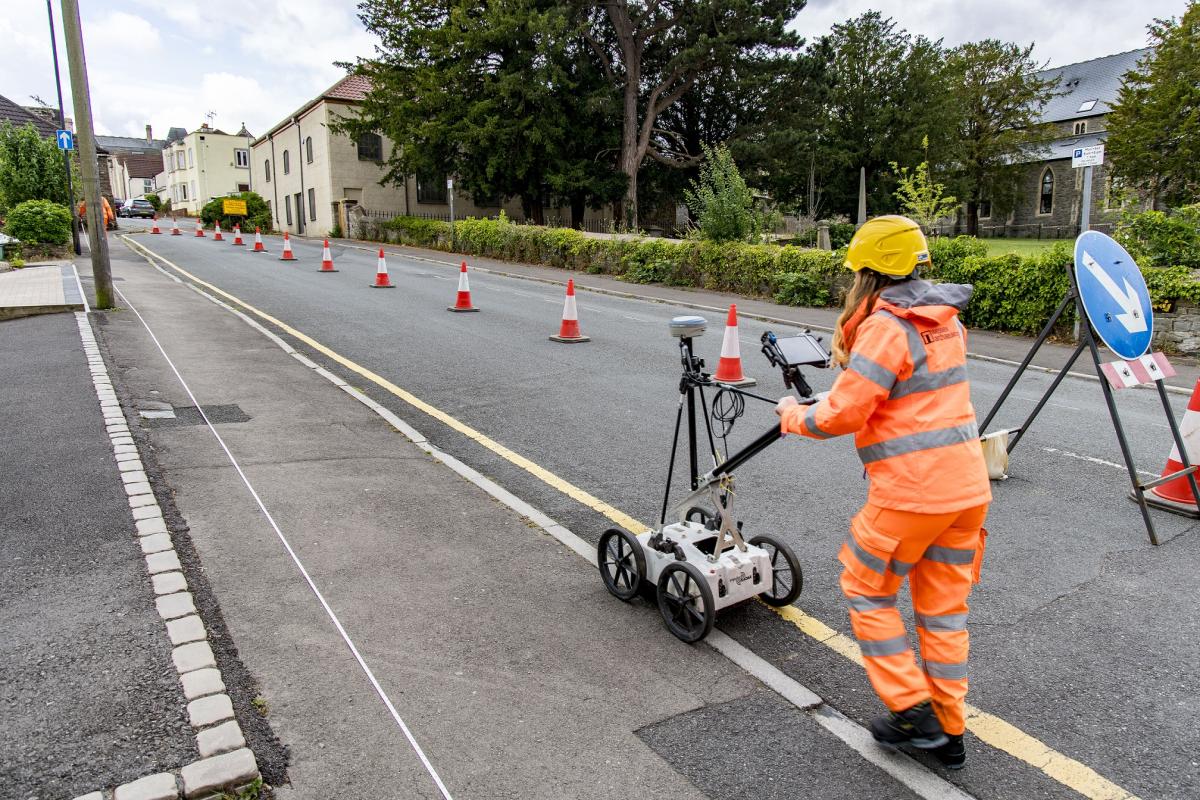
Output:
top-left (121, 198), bottom-right (156, 218)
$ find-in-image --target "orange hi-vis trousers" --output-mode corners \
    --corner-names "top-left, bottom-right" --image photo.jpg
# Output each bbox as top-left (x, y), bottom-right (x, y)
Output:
top-left (838, 502), bottom-right (989, 735)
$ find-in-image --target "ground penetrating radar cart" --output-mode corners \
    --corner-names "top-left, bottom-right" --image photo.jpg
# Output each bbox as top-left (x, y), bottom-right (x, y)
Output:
top-left (598, 315), bottom-right (831, 642)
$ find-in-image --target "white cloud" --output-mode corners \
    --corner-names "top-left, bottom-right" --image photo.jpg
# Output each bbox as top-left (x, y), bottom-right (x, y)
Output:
top-left (794, 0), bottom-right (1183, 66)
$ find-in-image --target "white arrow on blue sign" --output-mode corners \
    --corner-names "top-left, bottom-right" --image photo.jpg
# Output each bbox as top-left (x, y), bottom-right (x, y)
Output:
top-left (56, 129), bottom-right (74, 151)
top-left (1074, 230), bottom-right (1154, 360)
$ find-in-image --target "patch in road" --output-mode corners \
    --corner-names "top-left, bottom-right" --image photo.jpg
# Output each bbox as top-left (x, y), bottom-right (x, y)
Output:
top-left (638, 690), bottom-right (925, 800)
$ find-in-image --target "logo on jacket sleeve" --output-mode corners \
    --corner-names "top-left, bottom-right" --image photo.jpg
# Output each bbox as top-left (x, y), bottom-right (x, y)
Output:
top-left (921, 326), bottom-right (959, 344)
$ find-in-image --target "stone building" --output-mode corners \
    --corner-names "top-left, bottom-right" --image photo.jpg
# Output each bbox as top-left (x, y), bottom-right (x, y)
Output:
top-left (251, 74), bottom-right (613, 238)
top-left (969, 48), bottom-right (1152, 239)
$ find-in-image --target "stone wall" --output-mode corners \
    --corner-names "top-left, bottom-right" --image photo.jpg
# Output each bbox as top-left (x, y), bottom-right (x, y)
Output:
top-left (1152, 300), bottom-right (1200, 355)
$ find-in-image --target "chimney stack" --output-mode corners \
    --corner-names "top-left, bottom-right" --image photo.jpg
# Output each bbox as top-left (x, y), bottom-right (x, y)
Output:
top-left (145, 124), bottom-right (152, 143)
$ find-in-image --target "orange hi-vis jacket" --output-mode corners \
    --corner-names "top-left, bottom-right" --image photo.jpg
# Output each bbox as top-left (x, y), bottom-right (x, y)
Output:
top-left (780, 279), bottom-right (992, 513)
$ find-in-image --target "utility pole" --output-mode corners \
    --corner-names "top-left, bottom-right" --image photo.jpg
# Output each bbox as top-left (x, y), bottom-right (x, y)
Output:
top-left (59, 0), bottom-right (112, 308)
top-left (45, 0), bottom-right (80, 256)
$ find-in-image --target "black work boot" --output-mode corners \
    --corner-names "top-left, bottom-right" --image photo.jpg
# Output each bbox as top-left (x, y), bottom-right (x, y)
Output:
top-left (934, 734), bottom-right (966, 769)
top-left (869, 700), bottom-right (948, 750)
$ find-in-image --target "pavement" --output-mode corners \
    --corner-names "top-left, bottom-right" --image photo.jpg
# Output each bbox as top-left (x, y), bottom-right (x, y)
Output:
top-left (8, 220), bottom-right (1198, 799)
top-left (0, 262), bottom-right (86, 320)
top-left (0, 313), bottom-right (193, 798)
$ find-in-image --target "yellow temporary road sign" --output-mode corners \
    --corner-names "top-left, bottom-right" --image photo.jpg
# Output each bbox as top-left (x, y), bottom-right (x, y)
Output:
top-left (223, 199), bottom-right (248, 216)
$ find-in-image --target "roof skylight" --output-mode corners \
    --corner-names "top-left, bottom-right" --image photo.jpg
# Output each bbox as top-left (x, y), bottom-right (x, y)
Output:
top-left (1077, 99), bottom-right (1098, 112)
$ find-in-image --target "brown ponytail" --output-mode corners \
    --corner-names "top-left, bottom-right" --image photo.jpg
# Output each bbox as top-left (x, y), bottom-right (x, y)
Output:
top-left (831, 270), bottom-right (895, 367)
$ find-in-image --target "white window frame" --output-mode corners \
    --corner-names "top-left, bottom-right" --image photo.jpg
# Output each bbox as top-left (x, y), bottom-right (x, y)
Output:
top-left (188, 148), bottom-right (194, 168)
top-left (235, 148), bottom-right (250, 168)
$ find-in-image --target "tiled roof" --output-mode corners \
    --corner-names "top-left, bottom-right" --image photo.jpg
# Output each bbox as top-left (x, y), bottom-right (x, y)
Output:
top-left (252, 74), bottom-right (374, 144)
top-left (96, 134), bottom-right (167, 152)
top-left (1036, 48), bottom-right (1152, 123)
top-left (324, 74), bottom-right (372, 101)
top-left (0, 93), bottom-right (57, 137)
top-left (113, 151), bottom-right (165, 178)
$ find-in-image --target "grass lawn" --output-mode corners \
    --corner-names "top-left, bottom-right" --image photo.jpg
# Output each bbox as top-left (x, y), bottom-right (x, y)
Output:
top-left (979, 238), bottom-right (1072, 256)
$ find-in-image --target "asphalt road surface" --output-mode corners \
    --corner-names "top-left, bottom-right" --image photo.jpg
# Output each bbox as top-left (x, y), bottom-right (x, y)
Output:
top-left (102, 231), bottom-right (1200, 800)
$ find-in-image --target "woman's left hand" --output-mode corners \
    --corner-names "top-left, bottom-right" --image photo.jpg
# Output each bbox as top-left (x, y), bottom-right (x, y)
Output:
top-left (775, 395), bottom-right (799, 417)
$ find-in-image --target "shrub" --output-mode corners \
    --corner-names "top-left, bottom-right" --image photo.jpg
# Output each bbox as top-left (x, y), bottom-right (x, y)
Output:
top-left (199, 192), bottom-right (271, 233)
top-left (3, 199), bottom-right (72, 244)
top-left (1114, 204), bottom-right (1200, 270)
top-left (683, 144), bottom-right (772, 243)
top-left (373, 215), bottom-right (1200, 338)
top-left (145, 193), bottom-right (161, 212)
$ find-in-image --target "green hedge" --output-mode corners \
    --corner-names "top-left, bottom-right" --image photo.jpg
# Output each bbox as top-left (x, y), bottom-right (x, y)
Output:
top-left (373, 214), bottom-right (1200, 337)
top-left (3, 199), bottom-right (72, 245)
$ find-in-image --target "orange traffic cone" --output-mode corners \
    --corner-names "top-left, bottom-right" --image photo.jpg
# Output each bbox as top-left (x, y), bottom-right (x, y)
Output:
top-left (1145, 378), bottom-right (1200, 516)
top-left (150, 215), bottom-right (161, 234)
top-left (252, 227), bottom-right (266, 252)
top-left (170, 217), bottom-right (181, 236)
top-left (713, 304), bottom-right (756, 386)
top-left (370, 248), bottom-right (394, 288)
top-left (194, 218), bottom-right (205, 238)
top-left (213, 220), bottom-right (223, 241)
top-left (448, 261), bottom-right (479, 312)
top-left (549, 279), bottom-right (589, 343)
top-left (318, 239), bottom-right (338, 272)
top-left (231, 225), bottom-right (244, 246)
top-left (279, 232), bottom-right (296, 261)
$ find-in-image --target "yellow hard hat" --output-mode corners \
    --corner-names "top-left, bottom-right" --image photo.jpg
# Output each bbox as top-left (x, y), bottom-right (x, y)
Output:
top-left (844, 215), bottom-right (931, 277)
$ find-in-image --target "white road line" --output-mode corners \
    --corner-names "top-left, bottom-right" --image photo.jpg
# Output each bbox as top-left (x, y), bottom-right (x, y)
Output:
top-left (111, 285), bottom-right (455, 800)
top-left (123, 238), bottom-right (976, 800)
top-left (1042, 446), bottom-right (1158, 478)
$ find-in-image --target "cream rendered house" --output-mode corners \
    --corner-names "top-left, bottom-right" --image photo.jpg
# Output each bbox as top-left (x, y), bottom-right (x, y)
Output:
top-left (162, 123), bottom-right (254, 215)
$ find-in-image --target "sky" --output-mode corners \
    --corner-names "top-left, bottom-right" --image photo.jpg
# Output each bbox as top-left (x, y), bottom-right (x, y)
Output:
top-left (0, 0), bottom-right (1188, 141)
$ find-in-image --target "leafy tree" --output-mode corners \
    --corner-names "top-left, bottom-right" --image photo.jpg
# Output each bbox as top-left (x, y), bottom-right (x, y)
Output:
top-left (941, 40), bottom-right (1059, 235)
top-left (1107, 3), bottom-right (1200, 208)
top-left (346, 0), bottom-right (624, 226)
top-left (0, 123), bottom-right (72, 213)
top-left (890, 137), bottom-right (958, 233)
top-left (199, 192), bottom-right (271, 232)
top-left (145, 193), bottom-right (161, 212)
top-left (812, 13), bottom-right (953, 217)
top-left (683, 143), bottom-right (771, 242)
top-left (3, 199), bottom-right (72, 244)
top-left (580, 0), bottom-right (804, 227)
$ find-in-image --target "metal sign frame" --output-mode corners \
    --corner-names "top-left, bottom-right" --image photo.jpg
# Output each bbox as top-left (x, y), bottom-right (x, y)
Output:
top-left (979, 263), bottom-right (1198, 545)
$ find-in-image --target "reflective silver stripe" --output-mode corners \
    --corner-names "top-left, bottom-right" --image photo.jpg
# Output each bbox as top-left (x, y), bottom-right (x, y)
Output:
top-left (848, 352), bottom-right (897, 391)
top-left (924, 545), bottom-right (976, 565)
top-left (845, 534), bottom-right (887, 575)
top-left (859, 635), bottom-right (911, 658)
top-left (890, 365), bottom-right (968, 399)
top-left (890, 558), bottom-right (914, 576)
top-left (875, 311), bottom-right (968, 399)
top-left (804, 403), bottom-right (836, 439)
top-left (916, 612), bottom-right (968, 631)
top-left (857, 422), bottom-right (979, 465)
top-left (848, 594), bottom-right (898, 612)
top-left (924, 659), bottom-right (968, 680)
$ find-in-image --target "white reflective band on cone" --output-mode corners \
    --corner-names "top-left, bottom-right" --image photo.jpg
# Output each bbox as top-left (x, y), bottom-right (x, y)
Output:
top-left (720, 321), bottom-right (740, 358)
top-left (563, 295), bottom-right (578, 321)
top-left (458, 271), bottom-right (469, 292)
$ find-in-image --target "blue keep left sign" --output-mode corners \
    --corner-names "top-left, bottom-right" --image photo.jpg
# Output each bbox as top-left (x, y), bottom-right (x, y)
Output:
top-left (56, 129), bottom-right (74, 150)
top-left (1074, 230), bottom-right (1154, 360)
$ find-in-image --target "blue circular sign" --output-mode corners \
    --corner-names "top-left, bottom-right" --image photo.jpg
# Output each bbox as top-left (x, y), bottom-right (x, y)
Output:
top-left (1074, 231), bottom-right (1154, 360)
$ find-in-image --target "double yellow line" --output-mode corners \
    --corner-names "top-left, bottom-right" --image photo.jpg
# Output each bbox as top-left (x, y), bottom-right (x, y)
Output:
top-left (123, 237), bottom-right (1140, 800)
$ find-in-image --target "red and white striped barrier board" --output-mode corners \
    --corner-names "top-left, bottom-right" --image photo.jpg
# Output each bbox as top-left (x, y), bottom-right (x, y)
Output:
top-left (1099, 352), bottom-right (1176, 389)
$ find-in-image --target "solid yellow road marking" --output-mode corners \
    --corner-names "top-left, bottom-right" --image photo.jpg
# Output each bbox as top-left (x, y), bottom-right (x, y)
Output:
top-left (124, 236), bottom-right (1141, 800)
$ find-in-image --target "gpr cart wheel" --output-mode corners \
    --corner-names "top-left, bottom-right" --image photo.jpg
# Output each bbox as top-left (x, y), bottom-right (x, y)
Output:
top-left (656, 562), bottom-right (715, 642)
top-left (598, 528), bottom-right (645, 601)
top-left (685, 506), bottom-right (717, 530)
top-left (748, 534), bottom-right (803, 606)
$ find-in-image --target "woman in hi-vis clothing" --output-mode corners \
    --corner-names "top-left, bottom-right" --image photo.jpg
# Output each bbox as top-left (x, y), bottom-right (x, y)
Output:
top-left (776, 215), bottom-right (991, 770)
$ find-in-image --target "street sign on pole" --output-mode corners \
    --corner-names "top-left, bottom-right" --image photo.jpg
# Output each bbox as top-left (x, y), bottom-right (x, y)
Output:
top-left (1071, 144), bottom-right (1104, 168)
top-left (1074, 231), bottom-right (1153, 360)
top-left (56, 129), bottom-right (74, 150)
